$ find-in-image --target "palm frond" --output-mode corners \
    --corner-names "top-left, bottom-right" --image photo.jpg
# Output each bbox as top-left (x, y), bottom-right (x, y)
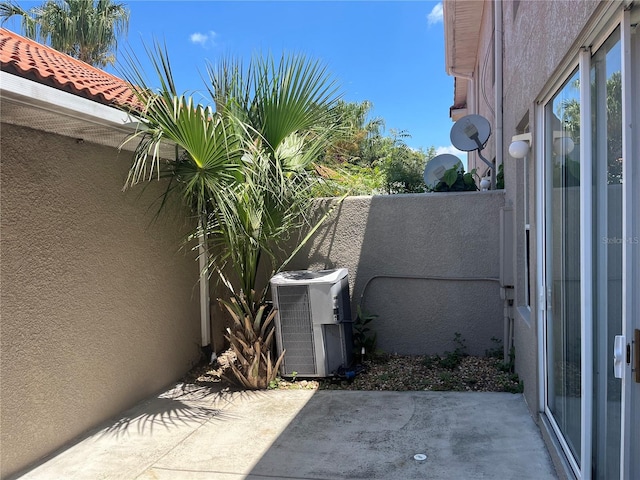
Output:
top-left (120, 41), bottom-right (244, 220)
top-left (1, 0), bottom-right (128, 67)
top-left (250, 53), bottom-right (341, 153)
top-left (118, 47), bottom-right (343, 389)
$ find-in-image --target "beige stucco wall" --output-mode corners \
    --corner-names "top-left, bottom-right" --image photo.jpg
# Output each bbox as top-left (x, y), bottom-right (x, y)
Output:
top-left (447, 2), bottom-right (623, 477)
top-left (0, 123), bottom-right (201, 478)
top-left (465, 0), bottom-right (496, 179)
top-left (456, 0), bottom-right (602, 415)
top-left (286, 191), bottom-right (506, 356)
top-left (501, 0), bottom-right (600, 415)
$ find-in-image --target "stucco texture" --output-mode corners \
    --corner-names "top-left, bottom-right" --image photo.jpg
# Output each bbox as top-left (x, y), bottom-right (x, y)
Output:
top-left (501, 0), bottom-right (600, 415)
top-left (288, 192), bottom-right (506, 356)
top-left (0, 123), bottom-right (200, 478)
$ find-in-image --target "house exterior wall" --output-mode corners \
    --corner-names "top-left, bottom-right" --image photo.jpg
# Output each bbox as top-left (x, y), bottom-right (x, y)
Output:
top-left (286, 192), bottom-right (506, 356)
top-left (501, 0), bottom-right (599, 416)
top-left (466, 1), bottom-right (496, 179)
top-left (0, 123), bottom-right (201, 478)
top-left (446, 1), bottom-right (628, 477)
top-left (451, 0), bottom-right (601, 417)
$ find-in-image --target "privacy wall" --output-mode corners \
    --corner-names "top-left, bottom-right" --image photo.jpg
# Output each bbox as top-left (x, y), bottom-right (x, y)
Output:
top-left (0, 124), bottom-right (201, 479)
top-left (287, 192), bottom-right (506, 356)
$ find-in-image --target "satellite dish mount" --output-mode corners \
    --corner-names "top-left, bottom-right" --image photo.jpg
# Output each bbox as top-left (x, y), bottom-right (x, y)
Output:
top-left (450, 114), bottom-right (495, 189)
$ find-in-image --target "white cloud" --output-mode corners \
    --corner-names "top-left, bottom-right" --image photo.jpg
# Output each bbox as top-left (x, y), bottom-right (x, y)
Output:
top-left (435, 145), bottom-right (467, 170)
top-left (435, 145), bottom-right (465, 158)
top-left (190, 31), bottom-right (217, 47)
top-left (190, 32), bottom-right (207, 45)
top-left (427, 3), bottom-right (443, 26)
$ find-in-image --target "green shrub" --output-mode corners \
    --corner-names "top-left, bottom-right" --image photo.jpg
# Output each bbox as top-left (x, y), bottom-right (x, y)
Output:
top-left (353, 306), bottom-right (379, 360)
top-left (428, 165), bottom-right (478, 192)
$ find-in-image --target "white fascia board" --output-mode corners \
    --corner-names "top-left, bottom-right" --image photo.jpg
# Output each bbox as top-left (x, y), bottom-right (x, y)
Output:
top-left (451, 107), bottom-right (468, 121)
top-left (0, 70), bottom-right (140, 131)
top-left (443, 0), bottom-right (455, 74)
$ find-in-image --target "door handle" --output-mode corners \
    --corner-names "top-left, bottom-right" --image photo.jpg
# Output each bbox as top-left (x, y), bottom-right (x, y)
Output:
top-left (635, 329), bottom-right (640, 383)
top-left (614, 335), bottom-right (625, 379)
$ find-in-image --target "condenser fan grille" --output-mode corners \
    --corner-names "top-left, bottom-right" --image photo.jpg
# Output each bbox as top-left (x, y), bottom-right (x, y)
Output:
top-left (275, 285), bottom-right (316, 374)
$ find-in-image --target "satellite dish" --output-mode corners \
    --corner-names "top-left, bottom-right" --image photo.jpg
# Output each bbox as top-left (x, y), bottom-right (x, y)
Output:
top-left (423, 154), bottom-right (463, 188)
top-left (450, 114), bottom-right (491, 152)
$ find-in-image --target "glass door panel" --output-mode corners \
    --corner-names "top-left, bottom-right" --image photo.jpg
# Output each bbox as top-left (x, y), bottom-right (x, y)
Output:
top-left (591, 28), bottom-right (622, 480)
top-left (545, 69), bottom-right (582, 466)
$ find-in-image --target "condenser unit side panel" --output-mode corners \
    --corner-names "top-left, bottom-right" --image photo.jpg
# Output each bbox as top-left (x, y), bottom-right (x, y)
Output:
top-left (329, 277), bottom-right (352, 323)
top-left (308, 284), bottom-right (333, 324)
top-left (274, 285), bottom-right (317, 375)
top-left (323, 323), bottom-right (353, 374)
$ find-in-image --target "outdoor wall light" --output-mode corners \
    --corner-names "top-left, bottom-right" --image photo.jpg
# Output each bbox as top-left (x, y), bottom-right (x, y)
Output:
top-left (508, 140), bottom-right (530, 159)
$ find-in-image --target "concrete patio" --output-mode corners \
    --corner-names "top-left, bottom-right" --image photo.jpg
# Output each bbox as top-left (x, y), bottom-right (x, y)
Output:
top-left (14, 384), bottom-right (557, 480)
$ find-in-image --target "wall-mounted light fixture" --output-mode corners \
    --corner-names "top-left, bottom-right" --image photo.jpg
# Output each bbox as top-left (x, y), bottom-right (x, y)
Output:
top-left (509, 140), bottom-right (530, 159)
top-left (508, 133), bottom-right (531, 159)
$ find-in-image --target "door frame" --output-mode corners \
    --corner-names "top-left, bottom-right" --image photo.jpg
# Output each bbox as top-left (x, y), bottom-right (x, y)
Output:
top-left (535, 6), bottom-right (637, 479)
top-left (620, 8), bottom-right (639, 480)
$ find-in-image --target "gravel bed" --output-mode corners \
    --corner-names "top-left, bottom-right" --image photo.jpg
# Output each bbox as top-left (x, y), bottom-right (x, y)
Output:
top-left (182, 351), bottom-right (523, 393)
top-left (319, 354), bottom-right (522, 392)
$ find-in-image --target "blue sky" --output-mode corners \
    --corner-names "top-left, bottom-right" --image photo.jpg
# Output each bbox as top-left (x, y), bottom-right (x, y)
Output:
top-left (4, 0), bottom-right (463, 158)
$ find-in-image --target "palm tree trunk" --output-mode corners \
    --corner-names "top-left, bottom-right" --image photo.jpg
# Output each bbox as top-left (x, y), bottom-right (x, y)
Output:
top-left (198, 217), bottom-right (211, 351)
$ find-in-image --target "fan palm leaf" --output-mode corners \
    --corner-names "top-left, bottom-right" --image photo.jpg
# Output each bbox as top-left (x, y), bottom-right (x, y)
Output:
top-left (120, 41), bottom-right (243, 219)
top-left (119, 45), bottom-right (343, 389)
top-left (0, 0), bottom-right (128, 67)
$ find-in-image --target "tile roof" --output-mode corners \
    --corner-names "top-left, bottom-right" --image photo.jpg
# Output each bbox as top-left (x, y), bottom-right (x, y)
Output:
top-left (0, 27), bottom-right (139, 109)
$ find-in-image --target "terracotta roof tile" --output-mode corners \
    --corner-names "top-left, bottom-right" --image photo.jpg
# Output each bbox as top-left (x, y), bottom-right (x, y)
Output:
top-left (0, 28), bottom-right (140, 110)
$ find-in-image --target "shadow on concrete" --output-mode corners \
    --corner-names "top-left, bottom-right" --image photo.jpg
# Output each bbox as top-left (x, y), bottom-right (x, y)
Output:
top-left (10, 388), bottom-right (556, 480)
top-left (97, 383), bottom-right (274, 439)
top-left (11, 383), bottom-right (277, 479)
top-left (244, 390), bottom-right (557, 480)
top-left (98, 396), bottom-right (224, 439)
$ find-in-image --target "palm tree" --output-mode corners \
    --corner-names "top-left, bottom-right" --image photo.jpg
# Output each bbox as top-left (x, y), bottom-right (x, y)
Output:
top-left (0, 0), bottom-right (129, 67)
top-left (120, 43), bottom-right (342, 389)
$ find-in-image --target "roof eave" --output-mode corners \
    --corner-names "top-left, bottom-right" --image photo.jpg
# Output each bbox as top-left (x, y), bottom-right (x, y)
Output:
top-left (443, 0), bottom-right (485, 78)
top-left (450, 106), bottom-right (468, 122)
top-left (1, 70), bottom-right (142, 152)
top-left (443, 0), bottom-right (486, 120)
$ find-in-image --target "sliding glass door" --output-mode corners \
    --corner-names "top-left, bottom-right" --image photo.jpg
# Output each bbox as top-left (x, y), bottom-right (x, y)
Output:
top-left (545, 69), bottom-right (583, 469)
top-left (542, 11), bottom-right (639, 479)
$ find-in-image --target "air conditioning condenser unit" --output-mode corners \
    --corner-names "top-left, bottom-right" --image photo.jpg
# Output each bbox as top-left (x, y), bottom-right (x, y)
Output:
top-left (270, 269), bottom-right (353, 377)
